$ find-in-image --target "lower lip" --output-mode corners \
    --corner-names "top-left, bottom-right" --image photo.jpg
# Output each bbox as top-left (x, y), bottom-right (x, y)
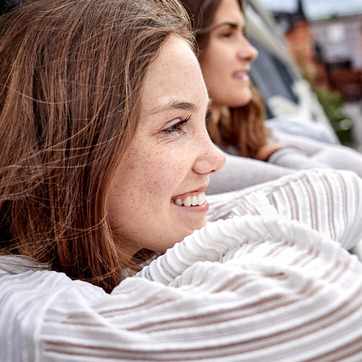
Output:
top-left (172, 200), bottom-right (209, 213)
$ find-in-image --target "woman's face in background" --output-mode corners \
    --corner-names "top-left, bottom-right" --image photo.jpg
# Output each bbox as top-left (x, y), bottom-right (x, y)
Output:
top-left (106, 35), bottom-right (226, 257)
top-left (199, 0), bottom-right (258, 115)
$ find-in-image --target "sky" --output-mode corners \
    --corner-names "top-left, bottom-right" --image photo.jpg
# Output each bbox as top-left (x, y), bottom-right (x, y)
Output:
top-left (257, 0), bottom-right (362, 19)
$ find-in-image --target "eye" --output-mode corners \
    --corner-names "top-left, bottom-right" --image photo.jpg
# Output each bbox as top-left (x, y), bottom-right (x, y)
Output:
top-left (220, 31), bottom-right (232, 38)
top-left (163, 115), bottom-right (191, 135)
top-left (218, 25), bottom-right (237, 38)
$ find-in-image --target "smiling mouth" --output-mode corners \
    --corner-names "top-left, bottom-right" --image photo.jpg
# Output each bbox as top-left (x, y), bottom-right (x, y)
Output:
top-left (233, 71), bottom-right (249, 81)
top-left (171, 192), bottom-right (206, 207)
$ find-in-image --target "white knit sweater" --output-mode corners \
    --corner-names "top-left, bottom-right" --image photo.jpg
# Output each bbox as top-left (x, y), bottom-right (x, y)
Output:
top-left (1, 169), bottom-right (362, 361)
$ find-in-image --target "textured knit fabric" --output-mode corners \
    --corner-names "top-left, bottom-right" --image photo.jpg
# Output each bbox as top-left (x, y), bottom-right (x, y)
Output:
top-left (1, 169), bottom-right (362, 361)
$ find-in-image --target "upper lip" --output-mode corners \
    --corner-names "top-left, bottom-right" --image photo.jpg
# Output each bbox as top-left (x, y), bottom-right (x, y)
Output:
top-left (171, 184), bottom-right (208, 201)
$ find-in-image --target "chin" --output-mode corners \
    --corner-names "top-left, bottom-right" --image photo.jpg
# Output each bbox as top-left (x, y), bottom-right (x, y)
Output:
top-left (159, 221), bottom-right (207, 252)
top-left (231, 88), bottom-right (253, 107)
top-left (181, 221), bottom-right (206, 239)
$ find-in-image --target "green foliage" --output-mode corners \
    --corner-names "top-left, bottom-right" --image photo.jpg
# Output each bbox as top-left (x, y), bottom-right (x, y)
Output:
top-left (314, 86), bottom-right (353, 144)
top-left (296, 60), bottom-right (353, 144)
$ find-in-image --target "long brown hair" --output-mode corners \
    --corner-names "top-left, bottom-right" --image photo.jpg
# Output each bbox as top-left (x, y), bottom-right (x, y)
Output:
top-left (0, 0), bottom-right (192, 292)
top-left (179, 0), bottom-right (269, 158)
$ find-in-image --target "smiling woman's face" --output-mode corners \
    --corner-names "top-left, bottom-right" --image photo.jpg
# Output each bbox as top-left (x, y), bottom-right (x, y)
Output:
top-left (198, 0), bottom-right (258, 115)
top-left (106, 35), bottom-right (226, 256)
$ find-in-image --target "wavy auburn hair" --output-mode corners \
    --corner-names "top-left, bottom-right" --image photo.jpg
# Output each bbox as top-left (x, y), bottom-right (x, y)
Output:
top-left (179, 0), bottom-right (269, 158)
top-left (0, 0), bottom-right (192, 292)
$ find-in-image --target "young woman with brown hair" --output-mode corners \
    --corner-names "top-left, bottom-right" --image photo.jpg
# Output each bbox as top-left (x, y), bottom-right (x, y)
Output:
top-left (0, 0), bottom-right (224, 292)
top-left (180, 0), bottom-right (362, 194)
top-left (1, 0), bottom-right (362, 360)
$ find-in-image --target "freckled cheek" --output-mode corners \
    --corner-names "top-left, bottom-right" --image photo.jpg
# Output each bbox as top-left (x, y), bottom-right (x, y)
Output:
top-left (141, 161), bottom-right (185, 196)
top-left (139, 150), bottom-right (191, 197)
top-left (112, 144), bottom-right (193, 211)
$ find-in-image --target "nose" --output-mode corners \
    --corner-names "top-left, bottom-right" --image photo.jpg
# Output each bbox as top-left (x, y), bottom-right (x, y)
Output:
top-left (236, 37), bottom-right (258, 63)
top-left (193, 136), bottom-right (226, 175)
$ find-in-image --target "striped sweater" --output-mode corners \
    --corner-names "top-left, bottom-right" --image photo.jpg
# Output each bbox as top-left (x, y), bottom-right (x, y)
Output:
top-left (1, 169), bottom-right (362, 361)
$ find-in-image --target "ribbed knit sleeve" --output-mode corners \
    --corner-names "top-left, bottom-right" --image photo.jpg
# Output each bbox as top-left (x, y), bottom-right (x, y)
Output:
top-left (207, 169), bottom-right (362, 249)
top-left (1, 169), bottom-right (362, 361)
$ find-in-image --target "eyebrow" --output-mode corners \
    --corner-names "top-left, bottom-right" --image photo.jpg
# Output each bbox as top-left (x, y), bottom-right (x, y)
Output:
top-left (149, 99), bottom-right (211, 115)
top-left (201, 21), bottom-right (239, 34)
top-left (211, 22), bottom-right (238, 31)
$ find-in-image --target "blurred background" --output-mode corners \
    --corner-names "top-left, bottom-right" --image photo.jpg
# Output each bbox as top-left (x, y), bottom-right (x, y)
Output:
top-left (244, 0), bottom-right (362, 148)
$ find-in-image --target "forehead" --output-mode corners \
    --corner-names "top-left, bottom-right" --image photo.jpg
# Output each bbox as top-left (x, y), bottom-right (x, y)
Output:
top-left (213, 0), bottom-right (244, 24)
top-left (140, 35), bottom-right (208, 115)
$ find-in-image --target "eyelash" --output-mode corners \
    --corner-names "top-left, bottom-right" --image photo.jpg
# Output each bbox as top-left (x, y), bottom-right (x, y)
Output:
top-left (162, 111), bottom-right (212, 136)
top-left (163, 115), bottom-right (191, 135)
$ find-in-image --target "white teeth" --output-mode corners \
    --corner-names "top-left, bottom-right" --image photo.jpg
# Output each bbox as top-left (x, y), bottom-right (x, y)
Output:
top-left (198, 192), bottom-right (206, 205)
top-left (234, 72), bottom-right (249, 81)
top-left (173, 192), bottom-right (206, 207)
top-left (183, 196), bottom-right (191, 207)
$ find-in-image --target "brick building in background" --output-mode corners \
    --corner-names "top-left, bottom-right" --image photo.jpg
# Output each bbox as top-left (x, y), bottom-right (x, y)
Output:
top-left (311, 15), bottom-right (362, 101)
top-left (270, 0), bottom-right (362, 102)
